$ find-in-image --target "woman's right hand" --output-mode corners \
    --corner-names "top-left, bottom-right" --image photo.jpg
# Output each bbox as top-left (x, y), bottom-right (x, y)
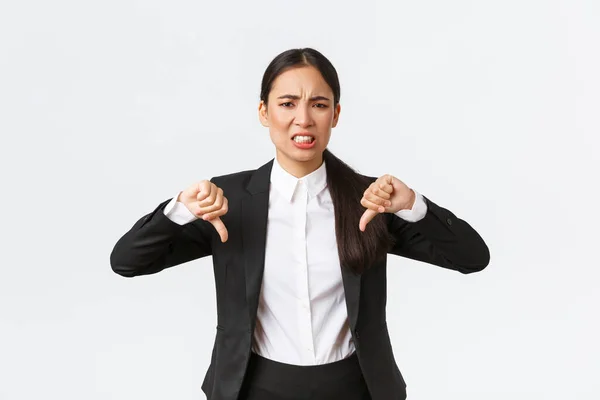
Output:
top-left (179, 180), bottom-right (229, 242)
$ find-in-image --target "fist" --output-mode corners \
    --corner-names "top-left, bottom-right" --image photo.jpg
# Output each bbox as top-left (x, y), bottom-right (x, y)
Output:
top-left (180, 180), bottom-right (229, 242)
top-left (359, 174), bottom-right (415, 232)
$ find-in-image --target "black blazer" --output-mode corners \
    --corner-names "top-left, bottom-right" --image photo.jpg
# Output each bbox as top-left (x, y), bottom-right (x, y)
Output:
top-left (110, 159), bottom-right (490, 400)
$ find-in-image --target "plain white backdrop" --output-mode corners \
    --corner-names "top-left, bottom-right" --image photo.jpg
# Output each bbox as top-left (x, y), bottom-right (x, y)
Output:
top-left (1, 0), bottom-right (598, 399)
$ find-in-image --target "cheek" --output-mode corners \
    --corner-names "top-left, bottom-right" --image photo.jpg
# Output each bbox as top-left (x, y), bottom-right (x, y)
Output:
top-left (316, 112), bottom-right (335, 132)
top-left (268, 111), bottom-right (292, 136)
top-left (317, 109), bottom-right (334, 123)
top-left (270, 110), bottom-right (291, 126)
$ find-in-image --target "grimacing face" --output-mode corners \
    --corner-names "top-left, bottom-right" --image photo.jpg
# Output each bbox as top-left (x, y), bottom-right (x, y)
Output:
top-left (258, 65), bottom-right (341, 175)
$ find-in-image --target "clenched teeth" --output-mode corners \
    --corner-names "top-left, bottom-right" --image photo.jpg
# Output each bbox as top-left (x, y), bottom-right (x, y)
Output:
top-left (293, 135), bottom-right (314, 143)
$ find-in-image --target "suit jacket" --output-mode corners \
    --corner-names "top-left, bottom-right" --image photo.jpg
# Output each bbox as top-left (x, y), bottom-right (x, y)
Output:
top-left (110, 159), bottom-right (490, 400)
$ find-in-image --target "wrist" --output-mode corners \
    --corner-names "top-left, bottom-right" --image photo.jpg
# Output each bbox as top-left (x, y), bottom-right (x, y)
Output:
top-left (401, 189), bottom-right (416, 211)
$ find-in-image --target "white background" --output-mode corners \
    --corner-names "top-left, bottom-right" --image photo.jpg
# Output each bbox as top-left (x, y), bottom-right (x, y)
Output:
top-left (1, 0), bottom-right (598, 399)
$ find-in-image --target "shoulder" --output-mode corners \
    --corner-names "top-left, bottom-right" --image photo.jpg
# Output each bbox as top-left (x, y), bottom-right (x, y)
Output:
top-left (208, 158), bottom-right (273, 193)
top-left (354, 172), bottom-right (378, 188)
top-left (210, 168), bottom-right (256, 189)
top-left (358, 173), bottom-right (377, 182)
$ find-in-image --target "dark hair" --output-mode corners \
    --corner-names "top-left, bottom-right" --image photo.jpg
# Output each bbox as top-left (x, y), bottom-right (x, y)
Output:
top-left (260, 48), bottom-right (394, 275)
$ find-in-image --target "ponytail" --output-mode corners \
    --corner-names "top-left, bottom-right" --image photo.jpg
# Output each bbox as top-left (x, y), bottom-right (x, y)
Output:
top-left (323, 149), bottom-right (394, 274)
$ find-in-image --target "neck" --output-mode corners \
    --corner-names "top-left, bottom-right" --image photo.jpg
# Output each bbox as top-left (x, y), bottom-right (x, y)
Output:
top-left (276, 150), bottom-right (323, 178)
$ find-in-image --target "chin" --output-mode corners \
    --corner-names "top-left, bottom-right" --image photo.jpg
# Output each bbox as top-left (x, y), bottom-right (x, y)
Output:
top-left (280, 149), bottom-right (315, 163)
top-left (292, 148), bottom-right (322, 159)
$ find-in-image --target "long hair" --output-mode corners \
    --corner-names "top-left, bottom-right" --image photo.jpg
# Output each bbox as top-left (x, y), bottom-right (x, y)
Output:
top-left (260, 48), bottom-right (394, 274)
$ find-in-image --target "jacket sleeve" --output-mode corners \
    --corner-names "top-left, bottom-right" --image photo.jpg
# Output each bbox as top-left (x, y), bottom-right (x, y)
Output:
top-left (110, 198), bottom-right (214, 277)
top-left (387, 195), bottom-right (490, 274)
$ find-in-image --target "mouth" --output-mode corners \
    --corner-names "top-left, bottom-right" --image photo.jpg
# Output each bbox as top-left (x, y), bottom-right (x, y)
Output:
top-left (291, 134), bottom-right (316, 144)
top-left (291, 133), bottom-right (316, 149)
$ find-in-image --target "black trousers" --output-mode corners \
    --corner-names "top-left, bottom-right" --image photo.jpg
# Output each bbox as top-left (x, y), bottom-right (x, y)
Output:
top-left (238, 351), bottom-right (372, 400)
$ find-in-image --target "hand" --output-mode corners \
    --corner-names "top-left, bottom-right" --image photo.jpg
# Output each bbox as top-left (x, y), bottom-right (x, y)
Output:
top-left (359, 174), bottom-right (416, 232)
top-left (179, 180), bottom-right (229, 242)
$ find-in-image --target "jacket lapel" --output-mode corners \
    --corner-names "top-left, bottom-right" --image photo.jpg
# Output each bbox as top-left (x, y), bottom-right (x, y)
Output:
top-left (340, 262), bottom-right (361, 330)
top-left (241, 159), bottom-right (272, 331)
top-left (240, 158), bottom-right (362, 333)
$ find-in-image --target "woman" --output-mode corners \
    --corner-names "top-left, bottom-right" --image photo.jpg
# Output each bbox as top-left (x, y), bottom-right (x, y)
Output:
top-left (110, 48), bottom-right (490, 400)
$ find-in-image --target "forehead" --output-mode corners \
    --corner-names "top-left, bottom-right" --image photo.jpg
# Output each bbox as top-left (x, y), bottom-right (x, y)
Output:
top-left (270, 66), bottom-right (332, 96)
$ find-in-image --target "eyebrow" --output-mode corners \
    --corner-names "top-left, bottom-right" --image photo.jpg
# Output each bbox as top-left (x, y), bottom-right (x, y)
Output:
top-left (276, 94), bottom-right (331, 101)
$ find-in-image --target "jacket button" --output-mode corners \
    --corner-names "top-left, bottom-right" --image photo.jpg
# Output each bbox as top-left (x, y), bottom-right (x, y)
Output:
top-left (446, 218), bottom-right (453, 226)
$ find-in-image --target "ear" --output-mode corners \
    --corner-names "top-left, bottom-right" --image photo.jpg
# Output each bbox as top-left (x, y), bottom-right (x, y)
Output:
top-left (258, 100), bottom-right (269, 127)
top-left (332, 103), bottom-right (341, 128)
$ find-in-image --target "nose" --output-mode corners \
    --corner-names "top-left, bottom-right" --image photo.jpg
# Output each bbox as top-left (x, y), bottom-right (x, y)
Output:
top-left (294, 103), bottom-right (314, 128)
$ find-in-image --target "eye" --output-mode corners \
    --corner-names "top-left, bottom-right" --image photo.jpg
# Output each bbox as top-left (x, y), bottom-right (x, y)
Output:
top-left (314, 103), bottom-right (328, 108)
top-left (280, 102), bottom-right (294, 107)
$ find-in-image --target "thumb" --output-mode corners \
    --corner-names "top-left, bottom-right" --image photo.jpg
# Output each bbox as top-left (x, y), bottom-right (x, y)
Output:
top-left (209, 217), bottom-right (229, 243)
top-left (359, 209), bottom-right (378, 232)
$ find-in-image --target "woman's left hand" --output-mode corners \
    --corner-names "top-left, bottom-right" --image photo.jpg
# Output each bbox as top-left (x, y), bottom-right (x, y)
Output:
top-left (359, 174), bottom-right (416, 232)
